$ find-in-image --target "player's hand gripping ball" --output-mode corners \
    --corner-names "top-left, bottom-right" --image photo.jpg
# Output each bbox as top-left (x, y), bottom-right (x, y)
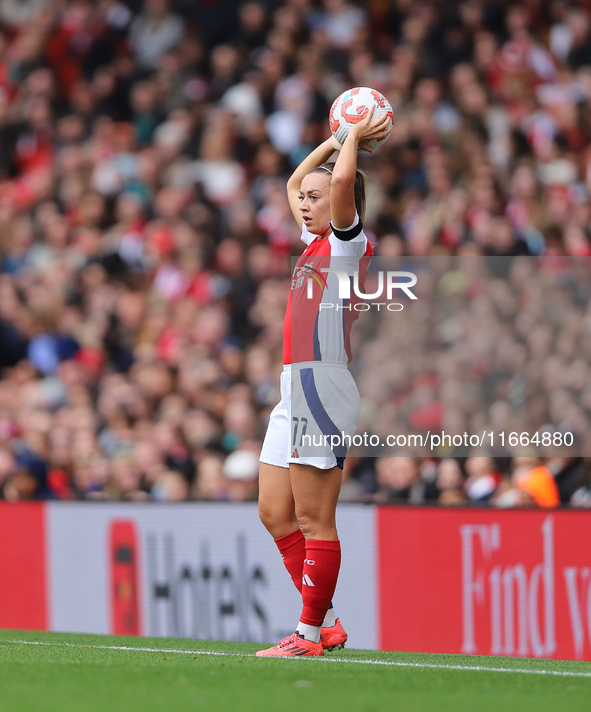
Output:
top-left (329, 87), bottom-right (393, 151)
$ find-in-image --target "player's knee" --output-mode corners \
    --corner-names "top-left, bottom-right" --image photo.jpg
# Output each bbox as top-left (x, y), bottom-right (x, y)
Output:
top-left (258, 500), bottom-right (274, 530)
top-left (296, 506), bottom-right (337, 539)
top-left (259, 501), bottom-right (294, 538)
top-left (295, 514), bottom-right (314, 539)
top-left (295, 511), bottom-right (320, 539)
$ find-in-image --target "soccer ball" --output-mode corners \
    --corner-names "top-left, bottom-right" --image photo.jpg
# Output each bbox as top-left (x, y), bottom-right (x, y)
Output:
top-left (329, 87), bottom-right (393, 151)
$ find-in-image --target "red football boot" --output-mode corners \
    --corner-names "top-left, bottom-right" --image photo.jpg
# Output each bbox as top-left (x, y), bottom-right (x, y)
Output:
top-left (320, 618), bottom-right (348, 651)
top-left (255, 633), bottom-right (324, 657)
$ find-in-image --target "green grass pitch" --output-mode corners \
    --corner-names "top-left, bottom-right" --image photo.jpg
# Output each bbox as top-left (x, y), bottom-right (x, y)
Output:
top-left (1, 630), bottom-right (590, 712)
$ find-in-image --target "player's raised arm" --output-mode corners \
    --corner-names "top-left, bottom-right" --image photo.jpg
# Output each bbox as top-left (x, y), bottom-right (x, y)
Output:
top-left (286, 136), bottom-right (341, 228)
top-left (330, 109), bottom-right (391, 230)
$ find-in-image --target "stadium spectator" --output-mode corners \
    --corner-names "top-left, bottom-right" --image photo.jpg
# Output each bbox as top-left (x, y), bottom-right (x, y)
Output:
top-left (436, 458), bottom-right (467, 505)
top-left (374, 456), bottom-right (425, 504)
top-left (464, 456), bottom-right (502, 502)
top-left (129, 0), bottom-right (185, 71)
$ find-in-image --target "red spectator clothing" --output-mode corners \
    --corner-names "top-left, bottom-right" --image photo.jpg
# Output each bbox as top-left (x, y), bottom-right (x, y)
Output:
top-left (14, 130), bottom-right (53, 175)
top-left (48, 468), bottom-right (73, 500)
top-left (45, 9), bottom-right (104, 97)
top-left (408, 402), bottom-right (444, 432)
top-left (186, 272), bottom-right (214, 305)
top-left (489, 36), bottom-right (557, 99)
top-left (0, 61), bottom-right (11, 100)
top-left (157, 327), bottom-right (183, 365)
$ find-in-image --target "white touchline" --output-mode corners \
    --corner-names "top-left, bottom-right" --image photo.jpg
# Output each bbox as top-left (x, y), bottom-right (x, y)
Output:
top-left (4, 640), bottom-right (591, 679)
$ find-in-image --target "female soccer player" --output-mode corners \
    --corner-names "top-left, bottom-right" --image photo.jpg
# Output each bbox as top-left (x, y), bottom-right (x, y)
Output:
top-left (256, 108), bottom-right (390, 656)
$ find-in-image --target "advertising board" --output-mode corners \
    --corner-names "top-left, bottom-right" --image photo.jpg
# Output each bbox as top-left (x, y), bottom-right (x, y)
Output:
top-left (47, 502), bottom-right (377, 649)
top-left (378, 507), bottom-right (591, 660)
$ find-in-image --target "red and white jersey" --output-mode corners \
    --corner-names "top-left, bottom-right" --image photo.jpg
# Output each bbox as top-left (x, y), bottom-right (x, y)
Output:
top-left (283, 217), bottom-right (373, 365)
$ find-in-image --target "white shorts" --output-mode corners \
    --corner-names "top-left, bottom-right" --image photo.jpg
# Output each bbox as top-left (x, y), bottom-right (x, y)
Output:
top-left (259, 361), bottom-right (361, 470)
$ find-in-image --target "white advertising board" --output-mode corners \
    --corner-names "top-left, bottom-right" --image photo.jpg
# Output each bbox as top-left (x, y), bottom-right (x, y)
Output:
top-left (47, 502), bottom-right (377, 649)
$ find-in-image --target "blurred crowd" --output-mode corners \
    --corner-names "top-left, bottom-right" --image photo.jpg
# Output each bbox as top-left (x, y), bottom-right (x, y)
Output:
top-left (0, 0), bottom-right (590, 505)
top-left (346, 454), bottom-right (591, 508)
top-left (352, 254), bottom-right (591, 440)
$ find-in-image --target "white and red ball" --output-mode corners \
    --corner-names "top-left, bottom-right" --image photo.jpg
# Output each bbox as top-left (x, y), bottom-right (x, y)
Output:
top-left (329, 86), bottom-right (393, 151)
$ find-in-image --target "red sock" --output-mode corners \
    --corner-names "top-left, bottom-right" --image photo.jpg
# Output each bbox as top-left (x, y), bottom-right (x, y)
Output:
top-left (274, 529), bottom-right (305, 594)
top-left (300, 540), bottom-right (341, 626)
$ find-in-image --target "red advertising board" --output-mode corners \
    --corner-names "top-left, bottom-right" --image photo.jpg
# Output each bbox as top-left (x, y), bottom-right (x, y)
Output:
top-left (109, 519), bottom-right (142, 636)
top-left (0, 502), bottom-right (47, 630)
top-left (377, 506), bottom-right (591, 660)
